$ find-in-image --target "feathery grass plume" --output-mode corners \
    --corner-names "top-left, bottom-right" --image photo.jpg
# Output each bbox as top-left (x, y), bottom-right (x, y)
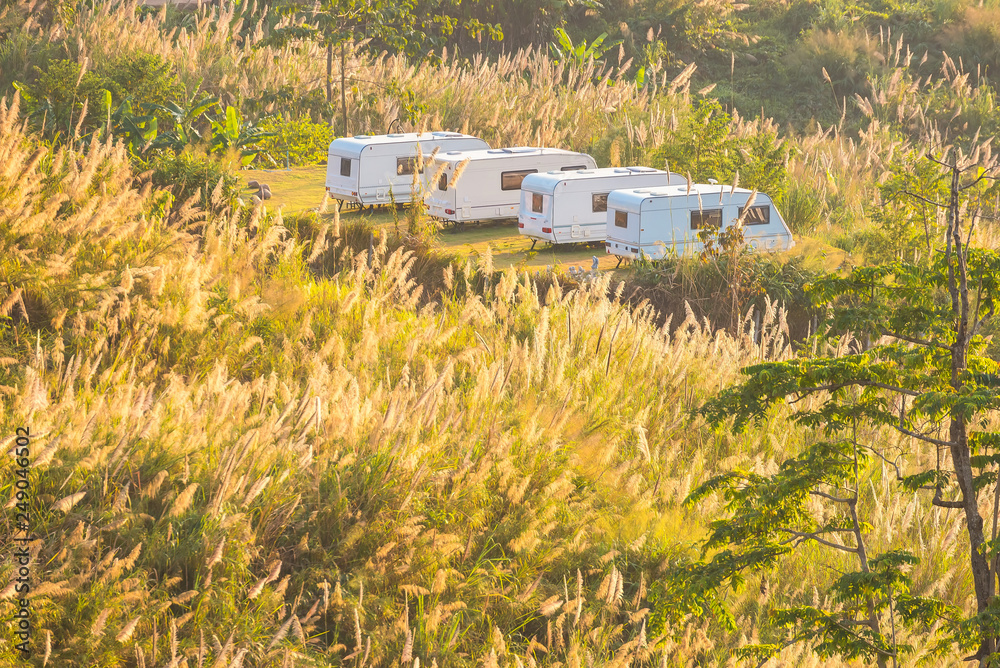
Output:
top-left (448, 157), bottom-right (471, 189)
top-left (401, 627), bottom-right (413, 664)
top-left (247, 560), bottom-right (282, 599)
top-left (52, 492), bottom-right (86, 513)
top-left (142, 470), bottom-right (168, 499)
top-left (206, 538), bottom-right (225, 569)
top-left (267, 614), bottom-right (295, 651)
top-left (241, 476), bottom-right (271, 507)
top-left (167, 483), bottom-right (198, 518)
top-left (116, 616), bottom-right (140, 643)
top-left (354, 607), bottom-right (364, 651)
top-left (42, 630), bottom-right (51, 667)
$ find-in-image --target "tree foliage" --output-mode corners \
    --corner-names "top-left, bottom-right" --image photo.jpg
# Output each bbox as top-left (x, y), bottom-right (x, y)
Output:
top-left (671, 144), bottom-right (1000, 665)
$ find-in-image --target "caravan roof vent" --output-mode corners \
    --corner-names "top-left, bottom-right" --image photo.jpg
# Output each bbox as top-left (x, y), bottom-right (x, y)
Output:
top-left (627, 166), bottom-right (657, 173)
top-left (613, 168), bottom-right (630, 173)
top-left (445, 150), bottom-right (463, 156)
top-left (487, 149), bottom-right (506, 154)
top-left (354, 134), bottom-right (370, 139)
top-left (502, 147), bottom-right (538, 154)
top-left (388, 133), bottom-right (404, 138)
top-left (578, 170), bottom-right (595, 175)
top-left (633, 189), bottom-right (652, 194)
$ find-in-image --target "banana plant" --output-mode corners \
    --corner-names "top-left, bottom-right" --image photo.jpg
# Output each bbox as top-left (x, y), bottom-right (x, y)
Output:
top-left (549, 27), bottom-right (619, 67)
top-left (209, 105), bottom-right (274, 166)
top-left (105, 96), bottom-right (159, 156)
top-left (148, 90), bottom-right (219, 152)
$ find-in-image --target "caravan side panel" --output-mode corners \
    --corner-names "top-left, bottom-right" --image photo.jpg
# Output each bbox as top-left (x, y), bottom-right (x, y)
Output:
top-left (326, 151), bottom-right (360, 203)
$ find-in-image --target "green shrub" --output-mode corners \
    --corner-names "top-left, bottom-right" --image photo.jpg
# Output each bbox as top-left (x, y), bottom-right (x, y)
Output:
top-left (778, 181), bottom-right (825, 234)
top-left (19, 51), bottom-right (183, 138)
top-left (255, 115), bottom-right (334, 168)
top-left (149, 150), bottom-right (240, 210)
top-left (783, 28), bottom-right (885, 100)
top-left (647, 98), bottom-right (789, 196)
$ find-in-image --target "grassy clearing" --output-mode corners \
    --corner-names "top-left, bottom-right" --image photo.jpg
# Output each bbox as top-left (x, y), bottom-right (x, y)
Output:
top-left (238, 167), bottom-right (837, 274)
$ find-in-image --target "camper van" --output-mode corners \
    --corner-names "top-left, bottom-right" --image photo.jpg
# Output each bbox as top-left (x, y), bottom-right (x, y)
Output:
top-left (605, 184), bottom-right (794, 260)
top-left (517, 167), bottom-right (686, 245)
top-left (325, 132), bottom-right (490, 207)
top-left (424, 147), bottom-right (597, 224)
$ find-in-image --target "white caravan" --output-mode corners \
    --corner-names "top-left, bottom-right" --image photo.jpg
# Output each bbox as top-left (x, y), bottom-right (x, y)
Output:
top-left (325, 132), bottom-right (490, 206)
top-left (424, 147), bottom-right (597, 223)
top-left (517, 167), bottom-right (686, 245)
top-left (604, 184), bottom-right (794, 260)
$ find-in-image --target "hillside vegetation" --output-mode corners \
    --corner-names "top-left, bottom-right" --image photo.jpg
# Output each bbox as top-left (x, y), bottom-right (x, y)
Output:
top-left (3, 0), bottom-right (1000, 666)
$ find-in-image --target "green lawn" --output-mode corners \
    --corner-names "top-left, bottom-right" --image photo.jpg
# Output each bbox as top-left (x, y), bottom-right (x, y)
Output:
top-left (239, 165), bottom-right (837, 272)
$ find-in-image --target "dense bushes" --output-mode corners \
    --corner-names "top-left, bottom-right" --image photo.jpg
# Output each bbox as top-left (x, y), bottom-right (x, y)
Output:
top-left (647, 98), bottom-right (790, 198)
top-left (149, 149), bottom-right (241, 210)
top-left (256, 115), bottom-right (334, 168)
top-left (17, 51), bottom-right (183, 137)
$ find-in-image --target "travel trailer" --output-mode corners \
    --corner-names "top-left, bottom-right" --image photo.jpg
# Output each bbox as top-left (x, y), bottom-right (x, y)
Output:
top-left (517, 167), bottom-right (686, 245)
top-left (424, 147), bottom-right (597, 224)
top-left (604, 184), bottom-right (794, 260)
top-left (325, 132), bottom-right (490, 207)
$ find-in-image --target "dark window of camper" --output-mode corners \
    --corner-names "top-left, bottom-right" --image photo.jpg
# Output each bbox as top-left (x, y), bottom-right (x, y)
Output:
top-left (340, 157), bottom-right (352, 177)
top-left (396, 157), bottom-right (421, 175)
top-left (592, 193), bottom-right (609, 213)
top-left (561, 165), bottom-right (587, 171)
top-left (438, 172), bottom-right (448, 190)
top-left (614, 210), bottom-right (628, 228)
top-left (531, 193), bottom-right (543, 213)
top-left (690, 209), bottom-right (722, 230)
top-left (501, 169), bottom-right (537, 191)
top-left (741, 204), bottom-right (770, 225)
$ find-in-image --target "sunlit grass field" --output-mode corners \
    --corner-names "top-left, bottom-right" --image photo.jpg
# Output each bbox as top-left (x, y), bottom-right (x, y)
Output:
top-left (0, 0), bottom-right (990, 664)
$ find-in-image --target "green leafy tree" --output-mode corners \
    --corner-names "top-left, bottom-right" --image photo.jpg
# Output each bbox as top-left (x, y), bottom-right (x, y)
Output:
top-left (861, 151), bottom-right (952, 262)
top-left (268, 0), bottom-right (500, 130)
top-left (648, 98), bottom-right (789, 196)
top-left (669, 145), bottom-right (1000, 664)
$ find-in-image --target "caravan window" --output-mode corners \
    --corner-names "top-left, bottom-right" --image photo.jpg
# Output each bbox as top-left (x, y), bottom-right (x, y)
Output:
top-left (561, 165), bottom-right (587, 171)
top-left (396, 157), bottom-right (421, 176)
top-left (614, 210), bottom-right (628, 228)
top-left (340, 158), bottom-right (351, 177)
top-left (438, 172), bottom-right (448, 190)
top-left (592, 193), bottom-right (609, 213)
top-left (690, 209), bottom-right (722, 230)
top-left (501, 169), bottom-right (537, 191)
top-left (531, 193), bottom-right (544, 213)
top-left (741, 204), bottom-right (770, 225)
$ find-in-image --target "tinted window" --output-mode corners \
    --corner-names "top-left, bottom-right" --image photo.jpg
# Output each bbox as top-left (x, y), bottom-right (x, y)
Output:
top-left (614, 210), bottom-right (628, 228)
top-left (592, 193), bottom-right (608, 213)
top-left (501, 169), bottom-right (537, 191)
top-left (397, 157), bottom-right (420, 176)
top-left (561, 165), bottom-right (587, 171)
top-left (691, 209), bottom-right (722, 230)
top-left (741, 204), bottom-right (770, 225)
top-left (532, 192), bottom-right (543, 213)
top-left (438, 172), bottom-right (448, 190)
top-left (340, 157), bottom-right (351, 177)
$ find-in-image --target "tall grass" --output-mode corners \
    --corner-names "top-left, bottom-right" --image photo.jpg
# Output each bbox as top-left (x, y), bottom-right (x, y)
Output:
top-left (0, 87), bottom-right (976, 666)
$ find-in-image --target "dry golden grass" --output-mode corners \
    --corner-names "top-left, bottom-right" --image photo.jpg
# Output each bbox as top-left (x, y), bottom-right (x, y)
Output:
top-left (0, 5), bottom-right (988, 666)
